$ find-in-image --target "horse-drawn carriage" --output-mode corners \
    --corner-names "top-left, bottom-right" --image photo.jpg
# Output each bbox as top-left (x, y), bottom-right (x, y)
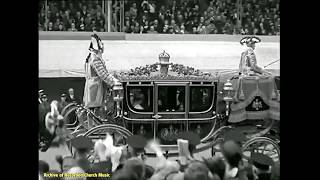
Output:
top-left (61, 51), bottom-right (280, 163)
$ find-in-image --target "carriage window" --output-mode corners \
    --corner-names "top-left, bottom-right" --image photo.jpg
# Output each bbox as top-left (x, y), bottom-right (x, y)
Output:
top-left (158, 86), bottom-right (185, 112)
top-left (127, 86), bottom-right (153, 112)
top-left (190, 86), bottom-right (213, 112)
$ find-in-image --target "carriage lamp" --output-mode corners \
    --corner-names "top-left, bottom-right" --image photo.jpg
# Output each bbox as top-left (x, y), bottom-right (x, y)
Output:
top-left (112, 82), bottom-right (124, 116)
top-left (223, 80), bottom-right (234, 116)
top-left (157, 50), bottom-right (172, 75)
top-left (112, 82), bottom-right (124, 102)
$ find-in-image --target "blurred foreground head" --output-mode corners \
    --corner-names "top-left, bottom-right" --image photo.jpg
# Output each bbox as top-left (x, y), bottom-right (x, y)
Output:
top-left (111, 168), bottom-right (139, 180)
top-left (123, 157), bottom-right (145, 180)
top-left (203, 157), bottom-right (226, 180)
top-left (184, 161), bottom-right (209, 180)
top-left (221, 140), bottom-right (242, 168)
top-left (64, 167), bottom-right (86, 180)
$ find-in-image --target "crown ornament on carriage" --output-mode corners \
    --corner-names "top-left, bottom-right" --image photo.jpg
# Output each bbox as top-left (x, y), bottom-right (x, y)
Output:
top-left (157, 50), bottom-right (172, 75)
top-left (158, 50), bottom-right (170, 63)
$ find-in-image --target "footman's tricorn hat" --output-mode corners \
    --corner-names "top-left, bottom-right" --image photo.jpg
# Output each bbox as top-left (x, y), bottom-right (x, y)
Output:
top-left (240, 36), bottom-right (261, 45)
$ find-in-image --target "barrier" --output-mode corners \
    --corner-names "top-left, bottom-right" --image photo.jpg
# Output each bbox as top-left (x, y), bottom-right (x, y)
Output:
top-left (39, 31), bottom-right (279, 42)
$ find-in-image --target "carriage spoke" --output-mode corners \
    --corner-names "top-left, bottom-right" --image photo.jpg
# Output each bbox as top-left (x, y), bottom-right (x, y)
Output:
top-left (242, 137), bottom-right (280, 164)
top-left (260, 143), bottom-right (268, 153)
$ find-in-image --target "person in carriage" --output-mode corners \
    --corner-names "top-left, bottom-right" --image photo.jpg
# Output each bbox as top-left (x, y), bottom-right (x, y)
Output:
top-left (239, 36), bottom-right (272, 76)
top-left (83, 33), bottom-right (120, 126)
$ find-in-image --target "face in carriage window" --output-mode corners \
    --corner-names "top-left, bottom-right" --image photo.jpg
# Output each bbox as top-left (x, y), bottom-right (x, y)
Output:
top-left (128, 87), bottom-right (153, 112)
top-left (190, 86), bottom-right (213, 112)
top-left (158, 86), bottom-right (185, 112)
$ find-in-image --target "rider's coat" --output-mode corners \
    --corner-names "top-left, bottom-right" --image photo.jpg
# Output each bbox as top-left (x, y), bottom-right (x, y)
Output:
top-left (83, 53), bottom-right (116, 108)
top-left (239, 47), bottom-right (263, 75)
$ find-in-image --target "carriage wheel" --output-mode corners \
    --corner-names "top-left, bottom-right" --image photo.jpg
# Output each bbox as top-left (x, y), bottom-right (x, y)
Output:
top-left (63, 105), bottom-right (80, 129)
top-left (61, 103), bottom-right (77, 116)
top-left (74, 124), bottom-right (133, 163)
top-left (242, 137), bottom-right (280, 163)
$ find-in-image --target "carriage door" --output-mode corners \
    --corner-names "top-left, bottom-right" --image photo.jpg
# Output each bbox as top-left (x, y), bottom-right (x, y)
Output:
top-left (153, 82), bottom-right (189, 144)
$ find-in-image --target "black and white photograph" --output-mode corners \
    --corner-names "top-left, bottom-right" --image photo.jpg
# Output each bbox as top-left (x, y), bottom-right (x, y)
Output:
top-left (38, 0), bottom-right (280, 180)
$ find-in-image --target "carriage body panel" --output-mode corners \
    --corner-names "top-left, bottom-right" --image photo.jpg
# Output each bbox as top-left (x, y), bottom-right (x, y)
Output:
top-left (119, 76), bottom-right (220, 145)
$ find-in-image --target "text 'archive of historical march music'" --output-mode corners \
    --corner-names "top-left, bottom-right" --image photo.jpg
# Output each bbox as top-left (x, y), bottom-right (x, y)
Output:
top-left (43, 172), bottom-right (111, 178)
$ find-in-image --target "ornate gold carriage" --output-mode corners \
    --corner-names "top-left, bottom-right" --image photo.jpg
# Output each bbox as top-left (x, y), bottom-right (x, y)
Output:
top-left (61, 51), bottom-right (280, 162)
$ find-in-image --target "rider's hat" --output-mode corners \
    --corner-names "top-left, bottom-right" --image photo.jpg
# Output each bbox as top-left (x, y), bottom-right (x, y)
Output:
top-left (127, 135), bottom-right (147, 153)
top-left (251, 153), bottom-right (274, 171)
top-left (240, 36), bottom-right (261, 45)
top-left (70, 136), bottom-right (94, 152)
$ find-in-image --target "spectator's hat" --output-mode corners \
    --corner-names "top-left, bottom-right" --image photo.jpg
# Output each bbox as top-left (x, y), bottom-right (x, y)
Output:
top-left (184, 161), bottom-right (209, 180)
top-left (240, 36), bottom-right (261, 45)
top-left (80, 24), bottom-right (85, 28)
top-left (39, 89), bottom-right (44, 94)
top-left (177, 131), bottom-right (201, 147)
top-left (223, 129), bottom-right (246, 144)
top-left (61, 93), bottom-right (67, 97)
top-left (251, 153), bottom-right (274, 171)
top-left (70, 136), bottom-right (93, 153)
top-left (127, 135), bottom-right (147, 153)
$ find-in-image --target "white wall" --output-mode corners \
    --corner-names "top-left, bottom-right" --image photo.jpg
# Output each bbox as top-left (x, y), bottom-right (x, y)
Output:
top-left (39, 40), bottom-right (280, 77)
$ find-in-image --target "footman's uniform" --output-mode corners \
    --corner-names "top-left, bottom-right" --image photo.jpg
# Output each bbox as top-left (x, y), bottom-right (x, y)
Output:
top-left (83, 34), bottom-right (119, 108)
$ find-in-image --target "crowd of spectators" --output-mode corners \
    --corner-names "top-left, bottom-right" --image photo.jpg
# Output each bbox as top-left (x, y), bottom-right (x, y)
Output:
top-left (39, 130), bottom-right (280, 180)
top-left (122, 0), bottom-right (279, 35)
top-left (38, 88), bottom-right (81, 114)
top-left (39, 0), bottom-right (107, 32)
top-left (39, 0), bottom-right (279, 35)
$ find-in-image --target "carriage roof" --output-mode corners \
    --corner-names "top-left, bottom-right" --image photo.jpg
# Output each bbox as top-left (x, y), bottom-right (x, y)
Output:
top-left (115, 62), bottom-right (219, 83)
